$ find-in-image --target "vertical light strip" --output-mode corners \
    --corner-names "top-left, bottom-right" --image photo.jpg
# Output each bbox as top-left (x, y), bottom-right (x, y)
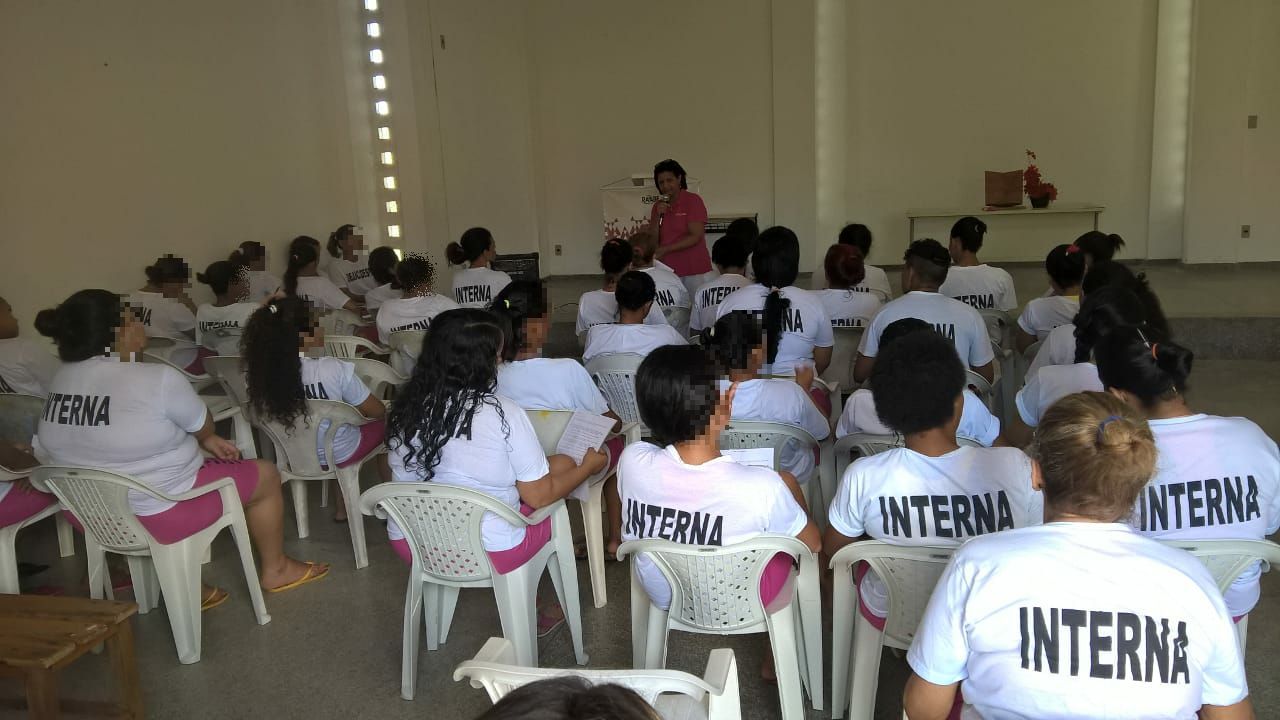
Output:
top-left (362, 0), bottom-right (403, 249)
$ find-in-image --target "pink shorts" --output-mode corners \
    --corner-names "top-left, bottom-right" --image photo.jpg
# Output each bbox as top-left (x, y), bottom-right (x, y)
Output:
top-left (808, 387), bottom-right (832, 418)
top-left (184, 347), bottom-right (217, 376)
top-left (335, 419), bottom-right (386, 469)
top-left (759, 552), bottom-right (794, 606)
top-left (390, 502), bottom-right (553, 575)
top-left (0, 482), bottom-right (57, 527)
top-left (138, 459), bottom-right (261, 544)
top-left (356, 325), bottom-right (381, 344)
top-left (604, 435), bottom-right (624, 475)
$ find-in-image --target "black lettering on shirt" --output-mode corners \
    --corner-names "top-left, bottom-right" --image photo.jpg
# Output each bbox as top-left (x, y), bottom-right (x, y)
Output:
top-left (455, 284), bottom-right (493, 305)
top-left (931, 322), bottom-right (956, 340)
top-left (654, 289), bottom-right (676, 307)
top-left (880, 491), bottom-right (1014, 538)
top-left (780, 307), bottom-right (805, 333)
top-left (625, 499), bottom-right (725, 546)
top-left (391, 319), bottom-right (432, 333)
top-left (346, 268), bottom-right (371, 283)
top-left (41, 393), bottom-right (111, 427)
top-left (831, 317), bottom-right (865, 328)
top-left (1135, 477), bottom-right (1262, 531)
top-left (303, 383), bottom-right (330, 400)
top-left (1020, 606), bottom-right (1190, 684)
top-left (700, 285), bottom-right (738, 308)
top-left (0, 374), bottom-right (15, 393)
top-left (136, 307), bottom-right (154, 326)
top-left (956, 294), bottom-right (996, 310)
top-left (199, 320), bottom-right (241, 334)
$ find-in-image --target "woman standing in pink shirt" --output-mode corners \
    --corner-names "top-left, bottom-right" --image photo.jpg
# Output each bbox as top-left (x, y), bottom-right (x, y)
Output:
top-left (647, 159), bottom-right (712, 296)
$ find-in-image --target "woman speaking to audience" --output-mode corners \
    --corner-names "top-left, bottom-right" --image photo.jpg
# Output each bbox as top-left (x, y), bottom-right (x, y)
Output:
top-left (647, 159), bottom-right (712, 296)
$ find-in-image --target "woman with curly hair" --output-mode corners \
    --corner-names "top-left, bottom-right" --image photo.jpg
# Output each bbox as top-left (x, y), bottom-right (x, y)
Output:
top-left (242, 296), bottom-right (388, 522)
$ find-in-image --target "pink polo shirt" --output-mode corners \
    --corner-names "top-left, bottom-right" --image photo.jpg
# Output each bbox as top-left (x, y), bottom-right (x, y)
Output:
top-left (649, 190), bottom-right (711, 276)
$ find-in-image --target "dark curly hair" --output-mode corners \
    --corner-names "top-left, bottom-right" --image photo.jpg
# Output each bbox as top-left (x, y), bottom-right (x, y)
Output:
top-left (870, 326), bottom-right (964, 435)
top-left (477, 677), bottom-right (660, 720)
top-left (396, 254), bottom-right (437, 294)
top-left (242, 296), bottom-right (315, 429)
top-left (387, 308), bottom-right (508, 475)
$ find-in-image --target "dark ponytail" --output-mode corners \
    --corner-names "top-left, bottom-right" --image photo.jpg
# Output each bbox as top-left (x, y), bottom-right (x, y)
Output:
top-left (447, 227), bottom-right (493, 266)
top-left (949, 216), bottom-right (987, 253)
top-left (197, 260), bottom-right (242, 297)
top-left (1071, 286), bottom-right (1145, 363)
top-left (1073, 231), bottom-right (1125, 263)
top-left (702, 311), bottom-right (762, 372)
top-left (1045, 244), bottom-right (1085, 290)
top-left (35, 289), bottom-right (122, 362)
top-left (1081, 261), bottom-right (1170, 339)
top-left (328, 224), bottom-right (356, 258)
top-left (1094, 325), bottom-right (1192, 408)
top-left (490, 280), bottom-right (549, 362)
top-left (752, 227), bottom-right (800, 364)
top-left (144, 256), bottom-right (190, 286)
top-left (284, 239), bottom-right (319, 296)
top-left (242, 296), bottom-right (313, 428)
top-left (368, 245), bottom-right (399, 286)
top-left (232, 241), bottom-right (265, 268)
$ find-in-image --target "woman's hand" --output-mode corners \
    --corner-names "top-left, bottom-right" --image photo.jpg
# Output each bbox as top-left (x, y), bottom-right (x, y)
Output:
top-left (200, 435), bottom-right (242, 461)
top-left (652, 200), bottom-right (671, 218)
top-left (581, 448), bottom-right (608, 475)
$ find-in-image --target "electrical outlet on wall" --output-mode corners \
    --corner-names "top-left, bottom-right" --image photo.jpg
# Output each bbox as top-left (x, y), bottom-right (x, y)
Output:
top-left (555, 244), bottom-right (562, 256)
top-left (1241, 225), bottom-right (1251, 239)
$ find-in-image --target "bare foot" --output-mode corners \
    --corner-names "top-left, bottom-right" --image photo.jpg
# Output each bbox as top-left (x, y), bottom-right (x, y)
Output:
top-left (606, 539), bottom-right (621, 562)
top-left (260, 557), bottom-right (330, 591)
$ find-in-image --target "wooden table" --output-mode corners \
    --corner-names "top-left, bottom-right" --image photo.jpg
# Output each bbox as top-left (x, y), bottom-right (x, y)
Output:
top-left (0, 594), bottom-right (142, 719)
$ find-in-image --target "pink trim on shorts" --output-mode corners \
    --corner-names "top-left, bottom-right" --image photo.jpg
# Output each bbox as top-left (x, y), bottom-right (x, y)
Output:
top-left (854, 561), bottom-right (887, 631)
top-left (137, 459), bottom-right (260, 544)
top-left (1234, 614), bottom-right (1246, 624)
top-left (604, 435), bottom-right (625, 475)
top-left (336, 419), bottom-right (386, 468)
top-left (356, 325), bottom-right (381, 344)
top-left (388, 502), bottom-right (553, 576)
top-left (809, 387), bottom-right (832, 418)
top-left (184, 347), bottom-right (216, 376)
top-left (759, 552), bottom-right (794, 606)
top-left (0, 482), bottom-right (57, 527)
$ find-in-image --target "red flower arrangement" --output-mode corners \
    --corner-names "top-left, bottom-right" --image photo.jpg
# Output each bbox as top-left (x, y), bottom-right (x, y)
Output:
top-left (1024, 149), bottom-right (1059, 202)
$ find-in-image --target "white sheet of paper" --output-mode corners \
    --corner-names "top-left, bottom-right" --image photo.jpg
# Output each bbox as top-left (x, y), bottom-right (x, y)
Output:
top-left (723, 447), bottom-right (775, 469)
top-left (555, 411), bottom-right (616, 464)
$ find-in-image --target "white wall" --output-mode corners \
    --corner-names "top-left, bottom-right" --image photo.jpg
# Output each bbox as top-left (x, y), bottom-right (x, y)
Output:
top-left (0, 0), bottom-right (359, 332)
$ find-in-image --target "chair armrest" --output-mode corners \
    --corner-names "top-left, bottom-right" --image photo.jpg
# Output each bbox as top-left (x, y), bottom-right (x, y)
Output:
top-left (521, 499), bottom-right (565, 526)
top-left (161, 475), bottom-right (238, 502)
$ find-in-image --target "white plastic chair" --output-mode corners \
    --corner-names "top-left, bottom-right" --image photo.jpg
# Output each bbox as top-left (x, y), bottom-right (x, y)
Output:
top-left (141, 348), bottom-right (217, 392)
top-left (30, 466), bottom-right (270, 664)
top-left (965, 369), bottom-right (996, 414)
top-left (358, 483), bottom-right (587, 700)
top-left (828, 540), bottom-right (955, 720)
top-left (978, 309), bottom-right (1013, 350)
top-left (617, 534), bottom-right (824, 720)
top-left (662, 305), bottom-right (691, 337)
top-left (833, 433), bottom-right (904, 480)
top-left (719, 420), bottom-right (833, 527)
top-left (387, 329), bottom-right (427, 376)
top-left (320, 308), bottom-right (365, 336)
top-left (585, 353), bottom-right (647, 440)
top-left (257, 398), bottom-right (385, 568)
top-left (455, 637), bottom-right (743, 720)
top-left (1158, 538), bottom-right (1280, 656)
top-left (0, 394), bottom-right (76, 592)
top-left (348, 357), bottom-right (408, 401)
top-left (324, 334), bottom-right (389, 360)
top-left (201, 356), bottom-right (264, 461)
top-left (823, 326), bottom-right (865, 393)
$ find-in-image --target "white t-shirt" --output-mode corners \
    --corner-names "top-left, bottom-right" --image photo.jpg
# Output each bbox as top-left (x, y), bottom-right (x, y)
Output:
top-left (126, 291), bottom-right (195, 340)
top-left (690, 273), bottom-right (751, 334)
top-left (0, 337), bottom-right (60, 398)
top-left (496, 358), bottom-right (609, 414)
top-left (387, 394), bottom-right (549, 551)
top-left (835, 388), bottom-right (1001, 447)
top-left (1130, 414), bottom-right (1280, 617)
top-left (582, 323), bottom-right (687, 363)
top-left (299, 357), bottom-right (372, 466)
top-left (451, 266), bottom-right (512, 309)
top-left (1018, 295), bottom-right (1079, 340)
top-left (859, 291), bottom-right (995, 369)
top-left (724, 378), bottom-right (831, 481)
top-left (716, 285), bottom-right (834, 375)
top-left (375, 294), bottom-right (459, 345)
top-left (939, 264), bottom-right (1018, 312)
top-left (575, 290), bottom-right (668, 337)
top-left (33, 357), bottom-right (207, 515)
top-left (295, 275), bottom-right (351, 312)
top-left (619, 441), bottom-right (809, 610)
top-left (815, 289), bottom-right (882, 329)
top-left (812, 264), bottom-right (894, 303)
top-left (907, 523), bottom-right (1249, 719)
top-left (637, 265), bottom-right (691, 310)
top-left (1028, 322), bottom-right (1078, 376)
top-left (245, 270), bottom-right (282, 303)
top-left (326, 257), bottom-right (380, 296)
top-left (363, 283), bottom-right (401, 311)
top-left (195, 302), bottom-right (257, 357)
top-left (828, 446), bottom-right (1041, 617)
top-left (1016, 363), bottom-right (1103, 427)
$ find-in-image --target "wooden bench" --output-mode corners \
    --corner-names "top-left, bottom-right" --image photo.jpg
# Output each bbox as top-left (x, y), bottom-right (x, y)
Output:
top-left (0, 594), bottom-right (142, 719)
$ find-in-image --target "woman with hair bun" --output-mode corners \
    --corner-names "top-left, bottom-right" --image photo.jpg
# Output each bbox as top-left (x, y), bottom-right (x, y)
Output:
top-left (905, 391), bottom-right (1253, 720)
top-left (447, 227), bottom-right (512, 309)
top-left (194, 260), bottom-right (259, 356)
top-left (574, 238), bottom-right (667, 342)
top-left (230, 241), bottom-right (281, 302)
top-left (1072, 230), bottom-right (1126, 270)
top-left (938, 216), bottom-right (1017, 312)
top-left (126, 255), bottom-right (204, 372)
top-left (1095, 326), bottom-right (1280, 622)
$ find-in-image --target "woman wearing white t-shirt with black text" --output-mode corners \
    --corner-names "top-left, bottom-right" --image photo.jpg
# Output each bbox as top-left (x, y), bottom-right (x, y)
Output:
top-left (581, 272), bottom-right (687, 364)
top-left (230, 241), bottom-right (282, 303)
top-left (126, 255), bottom-right (205, 373)
top-left (0, 296), bottom-right (59, 397)
top-left (816, 243), bottom-right (883, 329)
top-left (33, 290), bottom-right (328, 601)
top-left (812, 224), bottom-right (894, 302)
top-left (195, 261), bottom-right (259, 357)
top-left (374, 254), bottom-right (458, 363)
top-left (576, 239), bottom-right (667, 342)
top-left (689, 234), bottom-right (751, 335)
top-left (362, 246), bottom-right (403, 312)
top-left (905, 392), bottom-right (1252, 720)
top-left (242, 296), bottom-right (389, 523)
top-left (938, 217), bottom-right (1017, 313)
top-left (386, 309), bottom-right (606, 635)
top-left (284, 238), bottom-right (360, 315)
top-left (325, 224), bottom-right (379, 300)
top-left (628, 229), bottom-right (692, 335)
top-left (1096, 326), bottom-right (1280, 623)
top-left (447, 227), bottom-right (512, 309)
top-left (1015, 243), bottom-right (1084, 353)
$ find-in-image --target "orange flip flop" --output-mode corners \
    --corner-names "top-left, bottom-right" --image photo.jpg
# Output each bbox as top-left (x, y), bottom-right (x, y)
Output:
top-left (266, 562), bottom-right (330, 594)
top-left (201, 587), bottom-right (229, 612)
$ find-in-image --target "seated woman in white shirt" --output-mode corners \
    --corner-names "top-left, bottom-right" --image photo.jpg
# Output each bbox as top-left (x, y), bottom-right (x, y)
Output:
top-left (242, 296), bottom-right (388, 522)
top-left (826, 328), bottom-right (1040, 636)
top-left (905, 392), bottom-right (1253, 720)
top-left (126, 255), bottom-right (206, 373)
top-left (812, 224), bottom-right (893, 302)
top-left (576, 238), bottom-right (667, 342)
top-left (386, 308), bottom-right (606, 634)
top-left (581, 272), bottom-right (687, 364)
top-left (33, 289), bottom-right (327, 600)
top-left (362, 246), bottom-right (403, 312)
top-left (375, 254), bottom-right (458, 349)
top-left (938, 217), bottom-right (1017, 312)
top-left (835, 318), bottom-right (1003, 446)
top-left (702, 311), bottom-right (830, 483)
top-left (447, 227), bottom-right (513, 309)
top-left (1096, 326), bottom-right (1280, 622)
top-left (284, 237), bottom-right (360, 315)
top-left (689, 234), bottom-right (751, 335)
top-left (195, 261), bottom-right (259, 357)
top-left (230, 241), bottom-right (281, 303)
top-left (325, 224), bottom-right (379, 301)
top-left (815, 243), bottom-right (883, 329)
top-left (627, 229), bottom-right (692, 335)
top-left (0, 295), bottom-right (59, 397)
top-left (1015, 243), bottom-right (1084, 353)
top-left (620, 343), bottom-right (820, 680)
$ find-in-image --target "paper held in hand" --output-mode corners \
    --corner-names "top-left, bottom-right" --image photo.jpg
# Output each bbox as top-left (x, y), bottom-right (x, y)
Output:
top-left (555, 412), bottom-right (617, 464)
top-left (722, 447), bottom-right (775, 469)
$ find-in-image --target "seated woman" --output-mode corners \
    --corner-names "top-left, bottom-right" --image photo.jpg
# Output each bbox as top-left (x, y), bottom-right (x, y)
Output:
top-left (32, 290), bottom-right (327, 601)
top-left (835, 318), bottom-right (1003, 446)
top-left (195, 260), bottom-right (259, 357)
top-left (581, 272), bottom-right (687, 364)
top-left (575, 238), bottom-right (667, 342)
top-left (362, 246), bottom-right (403, 312)
top-left (905, 392), bottom-right (1252, 720)
top-left (1015, 243), bottom-right (1084, 352)
top-left (230, 241), bottom-right (281, 302)
top-left (938, 216), bottom-right (1017, 312)
top-left (815, 243), bottom-right (883, 329)
top-left (126, 255), bottom-right (205, 373)
top-left (375, 254), bottom-right (458, 374)
top-left (825, 328), bottom-right (1040, 633)
top-left (242, 296), bottom-right (388, 522)
top-left (447, 227), bottom-right (513, 309)
top-left (1096, 326), bottom-right (1280, 623)
top-left (325, 224), bottom-right (379, 301)
top-left (702, 311), bottom-right (831, 483)
top-left (627, 229), bottom-right (692, 335)
top-left (689, 234), bottom-right (751, 335)
top-left (0, 295), bottom-right (60, 397)
top-left (285, 237), bottom-right (360, 314)
top-left (385, 308), bottom-right (606, 634)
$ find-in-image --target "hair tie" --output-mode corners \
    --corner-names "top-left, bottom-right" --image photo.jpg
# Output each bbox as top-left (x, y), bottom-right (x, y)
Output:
top-left (1097, 415), bottom-right (1122, 442)
top-left (1150, 342), bottom-right (1159, 360)
top-left (268, 304), bottom-right (279, 315)
top-left (1135, 327), bottom-right (1151, 349)
top-left (503, 298), bottom-right (511, 309)
top-left (1065, 244), bottom-right (1081, 255)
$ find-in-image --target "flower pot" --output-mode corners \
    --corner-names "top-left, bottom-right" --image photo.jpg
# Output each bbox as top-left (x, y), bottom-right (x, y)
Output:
top-left (1029, 195), bottom-right (1051, 209)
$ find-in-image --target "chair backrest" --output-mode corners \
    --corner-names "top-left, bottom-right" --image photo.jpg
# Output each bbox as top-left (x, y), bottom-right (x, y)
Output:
top-left (142, 349), bottom-right (209, 383)
top-left (324, 334), bottom-right (385, 359)
top-left (1158, 538), bottom-right (1280, 594)
top-left (719, 421), bottom-right (817, 473)
top-left (0, 393), bottom-right (45, 446)
top-left (823, 326), bottom-right (865, 392)
top-left (348, 357), bottom-right (406, 400)
top-left (585, 353), bottom-right (646, 427)
top-left (965, 370), bottom-right (995, 412)
top-left (619, 534), bottom-right (811, 633)
top-left (524, 409), bottom-right (575, 456)
top-left (359, 482), bottom-right (530, 583)
top-left (979, 309), bottom-right (1012, 350)
top-left (321, 309), bottom-right (363, 336)
top-left (830, 540), bottom-right (955, 646)
top-left (1022, 339), bottom-right (1043, 364)
top-left (202, 356), bottom-right (249, 406)
top-left (30, 466), bottom-right (153, 552)
top-left (833, 432), bottom-right (903, 478)
top-left (388, 330), bottom-right (426, 376)
top-left (663, 305), bottom-right (691, 336)
top-left (257, 399), bottom-right (372, 478)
